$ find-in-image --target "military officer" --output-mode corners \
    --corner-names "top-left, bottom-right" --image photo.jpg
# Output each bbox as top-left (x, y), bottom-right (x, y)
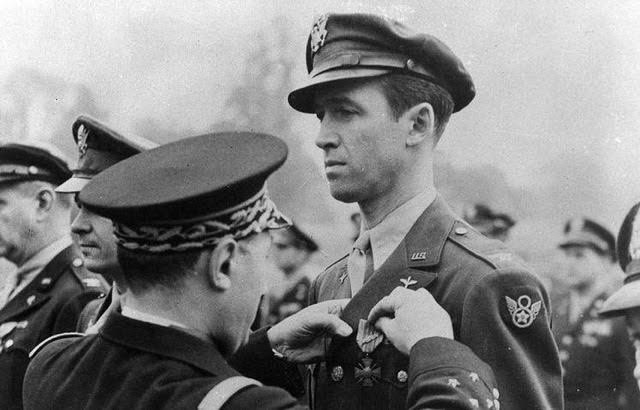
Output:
top-left (25, 132), bottom-right (500, 409)
top-left (0, 143), bottom-right (105, 410)
top-left (553, 218), bottom-right (639, 409)
top-left (55, 115), bottom-right (158, 331)
top-left (463, 203), bottom-right (516, 242)
top-left (601, 202), bottom-right (640, 394)
top-left (288, 13), bottom-right (562, 409)
top-left (264, 223), bottom-right (320, 326)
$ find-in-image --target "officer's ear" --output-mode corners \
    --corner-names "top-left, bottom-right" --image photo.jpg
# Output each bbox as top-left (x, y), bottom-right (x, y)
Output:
top-left (33, 184), bottom-right (56, 221)
top-left (403, 102), bottom-right (435, 147)
top-left (207, 237), bottom-right (237, 291)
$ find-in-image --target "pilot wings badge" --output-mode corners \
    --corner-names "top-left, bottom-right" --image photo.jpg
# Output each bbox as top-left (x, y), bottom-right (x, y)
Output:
top-left (505, 295), bottom-right (541, 328)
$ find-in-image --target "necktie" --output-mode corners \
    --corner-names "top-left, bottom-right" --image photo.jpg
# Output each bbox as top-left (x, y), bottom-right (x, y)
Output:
top-left (348, 230), bottom-right (373, 295)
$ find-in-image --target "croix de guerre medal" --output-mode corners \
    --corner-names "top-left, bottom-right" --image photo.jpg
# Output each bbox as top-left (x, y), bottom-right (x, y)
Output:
top-left (354, 319), bottom-right (384, 386)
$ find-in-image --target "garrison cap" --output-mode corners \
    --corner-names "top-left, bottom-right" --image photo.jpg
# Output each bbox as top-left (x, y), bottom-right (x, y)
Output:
top-left (600, 202), bottom-right (640, 317)
top-left (56, 115), bottom-right (158, 193)
top-left (288, 13), bottom-right (475, 113)
top-left (79, 132), bottom-right (290, 253)
top-left (558, 217), bottom-right (616, 262)
top-left (464, 203), bottom-right (515, 238)
top-left (0, 143), bottom-right (71, 186)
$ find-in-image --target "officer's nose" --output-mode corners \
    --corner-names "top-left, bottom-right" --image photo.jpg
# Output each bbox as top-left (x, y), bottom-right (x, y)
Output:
top-left (71, 207), bottom-right (92, 235)
top-left (315, 121), bottom-right (340, 151)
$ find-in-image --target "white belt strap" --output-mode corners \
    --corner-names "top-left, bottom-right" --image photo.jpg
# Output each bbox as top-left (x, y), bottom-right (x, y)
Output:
top-left (198, 376), bottom-right (262, 410)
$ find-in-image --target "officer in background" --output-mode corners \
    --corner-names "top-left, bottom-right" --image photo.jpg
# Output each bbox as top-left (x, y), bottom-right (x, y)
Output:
top-left (600, 202), bottom-right (640, 396)
top-left (0, 143), bottom-right (105, 410)
top-left (264, 223), bottom-right (320, 325)
top-left (55, 115), bottom-right (157, 331)
top-left (288, 13), bottom-right (561, 409)
top-left (463, 203), bottom-right (516, 242)
top-left (25, 132), bottom-right (500, 409)
top-left (553, 217), bottom-right (640, 409)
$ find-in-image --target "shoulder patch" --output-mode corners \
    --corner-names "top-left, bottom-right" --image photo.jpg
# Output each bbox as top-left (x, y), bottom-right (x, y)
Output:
top-left (29, 332), bottom-right (85, 359)
top-left (198, 376), bottom-right (262, 409)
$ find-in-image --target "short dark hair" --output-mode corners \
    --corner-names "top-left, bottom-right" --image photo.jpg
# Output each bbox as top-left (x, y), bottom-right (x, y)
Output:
top-left (376, 73), bottom-right (454, 141)
top-left (117, 247), bottom-right (204, 294)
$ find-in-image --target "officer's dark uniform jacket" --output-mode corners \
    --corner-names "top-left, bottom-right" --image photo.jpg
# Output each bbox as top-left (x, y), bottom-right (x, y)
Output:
top-left (0, 245), bottom-right (104, 410)
top-left (553, 293), bottom-right (640, 409)
top-left (309, 196), bottom-right (563, 410)
top-left (25, 311), bottom-right (499, 410)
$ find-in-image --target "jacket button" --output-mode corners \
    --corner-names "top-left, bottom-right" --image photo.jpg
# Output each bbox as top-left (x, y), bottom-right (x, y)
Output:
top-left (72, 258), bottom-right (84, 267)
top-left (396, 370), bottom-right (408, 383)
top-left (330, 366), bottom-right (344, 382)
top-left (4, 339), bottom-right (13, 349)
top-left (27, 295), bottom-right (36, 305)
top-left (455, 227), bottom-right (468, 235)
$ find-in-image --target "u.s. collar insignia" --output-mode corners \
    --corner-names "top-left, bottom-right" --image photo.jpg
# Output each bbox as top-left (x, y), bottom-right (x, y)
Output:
top-left (505, 295), bottom-right (541, 328)
top-left (310, 14), bottom-right (328, 54)
top-left (76, 124), bottom-right (89, 157)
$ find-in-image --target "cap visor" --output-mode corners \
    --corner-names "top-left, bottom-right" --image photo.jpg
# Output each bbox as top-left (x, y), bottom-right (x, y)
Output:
top-left (288, 67), bottom-right (392, 113)
top-left (56, 176), bottom-right (91, 193)
top-left (599, 280), bottom-right (640, 317)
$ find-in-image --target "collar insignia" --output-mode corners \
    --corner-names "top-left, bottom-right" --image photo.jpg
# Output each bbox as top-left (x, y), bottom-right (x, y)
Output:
top-left (310, 14), bottom-right (328, 54)
top-left (400, 276), bottom-right (417, 288)
top-left (77, 124), bottom-right (89, 157)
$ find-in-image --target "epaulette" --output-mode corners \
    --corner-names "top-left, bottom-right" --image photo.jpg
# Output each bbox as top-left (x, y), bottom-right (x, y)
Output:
top-left (69, 258), bottom-right (108, 291)
top-left (29, 332), bottom-right (85, 359)
top-left (447, 220), bottom-right (526, 271)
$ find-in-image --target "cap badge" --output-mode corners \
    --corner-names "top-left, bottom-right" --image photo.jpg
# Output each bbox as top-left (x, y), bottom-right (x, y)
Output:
top-left (77, 124), bottom-right (89, 157)
top-left (310, 14), bottom-right (328, 54)
top-left (505, 295), bottom-right (541, 328)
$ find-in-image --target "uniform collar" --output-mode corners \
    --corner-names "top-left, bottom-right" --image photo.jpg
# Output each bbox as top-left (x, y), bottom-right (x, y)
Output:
top-left (100, 312), bottom-right (233, 376)
top-left (366, 188), bottom-right (436, 270)
top-left (336, 195), bottom-right (456, 330)
top-left (121, 305), bottom-right (189, 330)
top-left (7, 236), bottom-right (71, 298)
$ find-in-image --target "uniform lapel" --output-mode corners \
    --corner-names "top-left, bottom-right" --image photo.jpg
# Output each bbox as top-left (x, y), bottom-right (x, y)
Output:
top-left (0, 247), bottom-right (73, 323)
top-left (338, 195), bottom-right (455, 330)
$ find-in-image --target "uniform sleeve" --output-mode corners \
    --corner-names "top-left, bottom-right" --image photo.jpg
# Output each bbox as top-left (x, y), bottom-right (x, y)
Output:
top-left (53, 289), bottom-right (104, 333)
top-left (460, 269), bottom-right (563, 410)
top-left (228, 327), bottom-right (305, 397)
top-left (407, 337), bottom-right (499, 410)
top-left (612, 317), bottom-right (640, 409)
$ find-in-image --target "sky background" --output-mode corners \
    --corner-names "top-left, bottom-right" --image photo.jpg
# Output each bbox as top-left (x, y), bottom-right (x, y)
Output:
top-left (1, 0), bottom-right (639, 265)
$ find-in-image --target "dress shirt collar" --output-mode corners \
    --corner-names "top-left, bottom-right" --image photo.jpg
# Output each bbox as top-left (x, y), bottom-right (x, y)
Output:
top-left (365, 188), bottom-right (437, 270)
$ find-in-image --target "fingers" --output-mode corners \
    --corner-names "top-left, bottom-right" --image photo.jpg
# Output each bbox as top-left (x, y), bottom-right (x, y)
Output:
top-left (318, 314), bottom-right (353, 337)
top-left (367, 294), bottom-right (398, 324)
top-left (313, 299), bottom-right (351, 315)
top-left (373, 316), bottom-right (393, 335)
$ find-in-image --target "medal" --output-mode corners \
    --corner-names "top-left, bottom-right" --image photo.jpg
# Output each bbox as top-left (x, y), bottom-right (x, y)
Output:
top-left (356, 319), bottom-right (384, 354)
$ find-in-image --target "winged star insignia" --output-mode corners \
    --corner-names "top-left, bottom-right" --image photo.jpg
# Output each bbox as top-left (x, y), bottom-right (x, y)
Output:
top-left (77, 124), bottom-right (89, 157)
top-left (310, 14), bottom-right (328, 54)
top-left (505, 295), bottom-right (541, 328)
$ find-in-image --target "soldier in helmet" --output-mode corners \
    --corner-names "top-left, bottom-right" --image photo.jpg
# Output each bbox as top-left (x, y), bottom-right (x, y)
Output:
top-left (288, 12), bottom-right (561, 409)
top-left (553, 217), bottom-right (640, 409)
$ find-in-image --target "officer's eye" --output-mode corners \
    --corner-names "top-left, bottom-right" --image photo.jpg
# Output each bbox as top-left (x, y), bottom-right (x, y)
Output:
top-left (73, 194), bottom-right (83, 209)
top-left (315, 110), bottom-right (325, 121)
